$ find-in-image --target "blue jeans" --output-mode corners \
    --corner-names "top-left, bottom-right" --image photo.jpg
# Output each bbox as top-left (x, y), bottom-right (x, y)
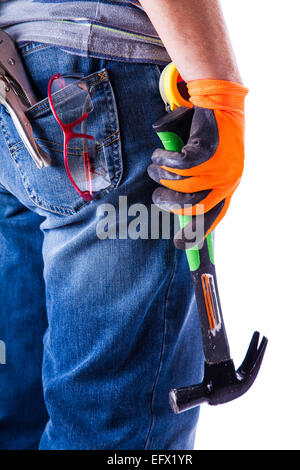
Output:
top-left (0, 43), bottom-right (203, 450)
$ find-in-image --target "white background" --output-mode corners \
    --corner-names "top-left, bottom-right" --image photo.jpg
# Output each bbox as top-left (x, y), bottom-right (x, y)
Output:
top-left (194, 0), bottom-right (300, 451)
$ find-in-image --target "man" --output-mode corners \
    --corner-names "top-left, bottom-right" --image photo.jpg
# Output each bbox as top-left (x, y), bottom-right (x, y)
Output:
top-left (0, 0), bottom-right (246, 449)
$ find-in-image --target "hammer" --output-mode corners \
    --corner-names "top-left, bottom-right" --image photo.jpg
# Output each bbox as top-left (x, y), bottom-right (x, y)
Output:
top-left (153, 66), bottom-right (268, 414)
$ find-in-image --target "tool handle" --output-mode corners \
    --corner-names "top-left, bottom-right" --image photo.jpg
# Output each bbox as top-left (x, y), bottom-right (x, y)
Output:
top-left (169, 383), bottom-right (208, 414)
top-left (153, 108), bottom-right (231, 363)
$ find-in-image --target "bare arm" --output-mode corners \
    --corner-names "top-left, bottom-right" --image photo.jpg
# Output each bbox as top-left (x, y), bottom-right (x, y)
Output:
top-left (139, 0), bottom-right (242, 84)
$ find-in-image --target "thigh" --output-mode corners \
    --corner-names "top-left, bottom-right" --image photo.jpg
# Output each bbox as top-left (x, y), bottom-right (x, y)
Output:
top-left (0, 185), bottom-right (48, 449)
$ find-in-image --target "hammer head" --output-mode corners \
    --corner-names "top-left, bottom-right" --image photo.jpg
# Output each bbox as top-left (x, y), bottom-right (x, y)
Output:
top-left (169, 331), bottom-right (268, 414)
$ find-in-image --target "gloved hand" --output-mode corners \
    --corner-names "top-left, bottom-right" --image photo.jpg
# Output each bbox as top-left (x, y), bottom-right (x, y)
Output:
top-left (148, 79), bottom-right (248, 249)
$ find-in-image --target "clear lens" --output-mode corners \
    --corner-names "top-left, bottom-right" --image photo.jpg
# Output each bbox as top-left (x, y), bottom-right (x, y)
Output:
top-left (50, 75), bottom-right (111, 197)
top-left (51, 75), bottom-right (93, 125)
top-left (67, 134), bottom-right (111, 195)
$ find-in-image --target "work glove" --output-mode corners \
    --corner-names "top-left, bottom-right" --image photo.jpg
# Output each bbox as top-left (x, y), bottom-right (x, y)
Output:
top-left (148, 79), bottom-right (248, 249)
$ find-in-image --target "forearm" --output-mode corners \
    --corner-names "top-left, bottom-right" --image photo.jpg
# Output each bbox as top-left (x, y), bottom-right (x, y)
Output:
top-left (139, 0), bottom-right (242, 84)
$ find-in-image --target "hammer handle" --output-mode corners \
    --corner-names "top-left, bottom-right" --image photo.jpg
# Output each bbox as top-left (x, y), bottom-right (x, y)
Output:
top-left (153, 108), bottom-right (231, 364)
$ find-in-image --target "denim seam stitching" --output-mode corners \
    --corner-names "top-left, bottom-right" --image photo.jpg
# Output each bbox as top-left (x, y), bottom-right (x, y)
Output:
top-left (0, 115), bottom-right (15, 191)
top-left (143, 255), bottom-right (177, 450)
top-left (37, 136), bottom-right (120, 155)
top-left (21, 179), bottom-right (75, 215)
top-left (2, 137), bottom-right (74, 213)
top-left (21, 44), bottom-right (51, 56)
top-left (0, 115), bottom-right (13, 150)
top-left (89, 137), bottom-right (121, 206)
top-left (101, 79), bottom-right (122, 188)
top-left (9, 152), bottom-right (75, 215)
top-left (96, 129), bottom-right (120, 148)
top-left (10, 145), bottom-right (25, 156)
top-left (27, 195), bottom-right (75, 215)
top-left (9, 129), bottom-right (119, 153)
top-left (19, 177), bottom-right (75, 215)
top-left (0, 123), bottom-right (74, 215)
top-left (108, 81), bottom-right (123, 186)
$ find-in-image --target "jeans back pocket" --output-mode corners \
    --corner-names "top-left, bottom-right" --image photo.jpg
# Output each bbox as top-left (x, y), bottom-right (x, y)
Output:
top-left (1, 68), bottom-right (122, 215)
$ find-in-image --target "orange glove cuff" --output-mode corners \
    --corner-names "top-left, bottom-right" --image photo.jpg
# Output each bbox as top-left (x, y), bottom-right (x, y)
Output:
top-left (187, 79), bottom-right (249, 113)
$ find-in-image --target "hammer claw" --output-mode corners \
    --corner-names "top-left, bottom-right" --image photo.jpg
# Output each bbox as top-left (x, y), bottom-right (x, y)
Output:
top-left (169, 331), bottom-right (268, 414)
top-left (237, 332), bottom-right (268, 379)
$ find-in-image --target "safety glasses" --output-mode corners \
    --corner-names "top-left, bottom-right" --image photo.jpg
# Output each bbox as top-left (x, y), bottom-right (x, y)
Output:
top-left (48, 73), bottom-right (110, 201)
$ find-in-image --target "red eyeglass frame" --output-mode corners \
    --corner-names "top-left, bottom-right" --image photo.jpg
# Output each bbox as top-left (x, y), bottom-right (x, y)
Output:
top-left (47, 73), bottom-right (95, 202)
